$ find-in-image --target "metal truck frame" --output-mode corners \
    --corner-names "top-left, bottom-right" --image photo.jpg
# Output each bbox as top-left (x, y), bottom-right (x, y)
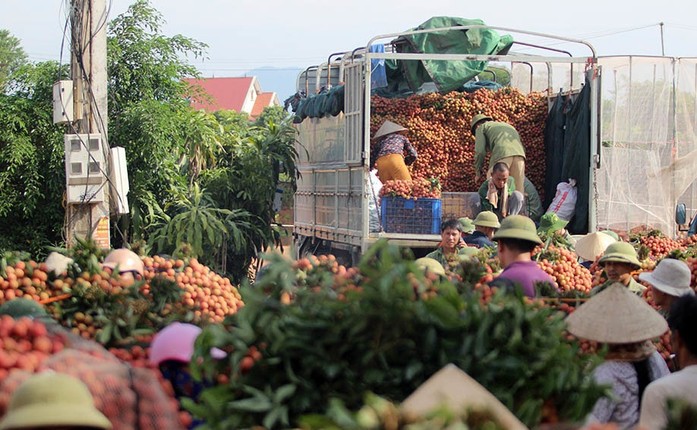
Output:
top-left (293, 24), bottom-right (601, 265)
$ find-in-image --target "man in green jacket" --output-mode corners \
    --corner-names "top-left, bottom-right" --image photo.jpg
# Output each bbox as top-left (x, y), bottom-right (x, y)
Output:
top-left (426, 219), bottom-right (478, 270)
top-left (471, 114), bottom-right (526, 193)
top-left (478, 162), bottom-right (543, 222)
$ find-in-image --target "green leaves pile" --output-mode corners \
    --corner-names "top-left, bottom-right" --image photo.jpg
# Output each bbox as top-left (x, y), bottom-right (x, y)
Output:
top-left (189, 241), bottom-right (605, 429)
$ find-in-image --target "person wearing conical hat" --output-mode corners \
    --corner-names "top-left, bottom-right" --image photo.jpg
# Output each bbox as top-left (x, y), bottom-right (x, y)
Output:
top-left (566, 283), bottom-right (670, 429)
top-left (591, 241), bottom-right (645, 296)
top-left (491, 215), bottom-right (554, 298)
top-left (639, 294), bottom-right (697, 430)
top-left (638, 258), bottom-right (695, 315)
top-left (370, 120), bottom-right (418, 182)
top-left (574, 231), bottom-right (616, 269)
top-left (471, 114), bottom-right (526, 194)
top-left (464, 211), bottom-right (499, 249)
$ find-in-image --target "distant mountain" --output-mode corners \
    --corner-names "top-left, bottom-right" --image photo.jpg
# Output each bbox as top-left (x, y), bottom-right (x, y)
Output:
top-left (243, 67), bottom-right (304, 105)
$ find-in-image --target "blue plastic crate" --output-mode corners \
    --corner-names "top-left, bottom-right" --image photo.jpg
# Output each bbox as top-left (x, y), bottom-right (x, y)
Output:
top-left (380, 197), bottom-right (442, 234)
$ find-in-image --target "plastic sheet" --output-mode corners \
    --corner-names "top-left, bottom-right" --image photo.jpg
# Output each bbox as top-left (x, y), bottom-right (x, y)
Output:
top-left (596, 57), bottom-right (697, 236)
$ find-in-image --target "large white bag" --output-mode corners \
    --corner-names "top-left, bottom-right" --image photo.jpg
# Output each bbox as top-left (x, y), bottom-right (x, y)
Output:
top-left (546, 179), bottom-right (577, 221)
top-left (368, 169), bottom-right (383, 232)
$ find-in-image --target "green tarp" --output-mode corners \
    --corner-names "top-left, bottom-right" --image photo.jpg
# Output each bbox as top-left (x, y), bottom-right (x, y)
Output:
top-left (292, 17), bottom-right (514, 120)
top-left (393, 17), bottom-right (514, 93)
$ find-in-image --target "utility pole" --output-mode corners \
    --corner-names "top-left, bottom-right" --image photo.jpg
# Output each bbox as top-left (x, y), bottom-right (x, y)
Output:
top-left (66, 0), bottom-right (111, 249)
top-left (660, 22), bottom-right (665, 56)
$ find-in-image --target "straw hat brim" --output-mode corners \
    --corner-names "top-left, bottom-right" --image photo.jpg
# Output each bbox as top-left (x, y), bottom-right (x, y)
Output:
top-left (574, 232), bottom-right (616, 261)
top-left (565, 283), bottom-right (668, 343)
top-left (373, 121), bottom-right (407, 139)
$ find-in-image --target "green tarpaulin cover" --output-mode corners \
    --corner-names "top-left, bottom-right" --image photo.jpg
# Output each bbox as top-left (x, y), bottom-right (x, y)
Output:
top-left (393, 17), bottom-right (513, 93)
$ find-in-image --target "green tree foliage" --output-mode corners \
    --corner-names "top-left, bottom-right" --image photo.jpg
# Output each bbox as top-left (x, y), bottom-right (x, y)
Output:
top-left (106, 0), bottom-right (207, 115)
top-left (104, 0), bottom-right (299, 280)
top-left (0, 2), bottom-right (300, 283)
top-left (150, 182), bottom-right (265, 262)
top-left (0, 30), bottom-right (27, 91)
top-left (201, 112), bottom-right (300, 279)
top-left (0, 61), bottom-right (69, 257)
top-left (475, 65), bottom-right (511, 86)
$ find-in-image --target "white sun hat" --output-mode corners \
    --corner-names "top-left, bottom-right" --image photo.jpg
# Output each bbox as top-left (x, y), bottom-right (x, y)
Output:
top-left (638, 258), bottom-right (695, 298)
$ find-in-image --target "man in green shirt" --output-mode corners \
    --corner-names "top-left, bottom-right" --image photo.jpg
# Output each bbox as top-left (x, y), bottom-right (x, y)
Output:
top-left (477, 162), bottom-right (542, 222)
top-left (471, 114), bottom-right (526, 193)
top-left (426, 219), bottom-right (478, 271)
top-left (591, 241), bottom-right (646, 296)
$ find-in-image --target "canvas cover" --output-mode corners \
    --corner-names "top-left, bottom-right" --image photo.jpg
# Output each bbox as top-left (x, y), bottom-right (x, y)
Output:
top-left (392, 17), bottom-right (514, 93)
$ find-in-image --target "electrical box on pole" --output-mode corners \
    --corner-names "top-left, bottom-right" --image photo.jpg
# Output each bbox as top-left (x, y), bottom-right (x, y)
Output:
top-left (52, 80), bottom-right (76, 124)
top-left (109, 147), bottom-right (130, 215)
top-left (64, 134), bottom-right (106, 204)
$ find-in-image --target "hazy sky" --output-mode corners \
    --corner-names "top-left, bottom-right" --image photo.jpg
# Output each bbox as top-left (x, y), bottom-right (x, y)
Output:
top-left (4, 0), bottom-right (697, 76)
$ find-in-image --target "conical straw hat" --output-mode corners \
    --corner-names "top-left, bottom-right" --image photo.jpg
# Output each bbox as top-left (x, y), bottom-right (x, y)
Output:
top-left (566, 283), bottom-right (668, 343)
top-left (574, 231), bottom-right (616, 261)
top-left (400, 364), bottom-right (527, 430)
top-left (373, 120), bottom-right (407, 139)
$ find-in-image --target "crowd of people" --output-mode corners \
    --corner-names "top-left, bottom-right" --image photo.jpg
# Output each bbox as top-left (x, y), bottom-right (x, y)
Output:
top-left (1, 118), bottom-right (695, 429)
top-left (370, 116), bottom-right (561, 235)
top-left (370, 116), bottom-right (697, 429)
top-left (418, 211), bottom-right (697, 430)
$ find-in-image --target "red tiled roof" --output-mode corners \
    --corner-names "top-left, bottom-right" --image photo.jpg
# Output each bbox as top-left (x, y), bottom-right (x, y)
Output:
top-left (184, 77), bottom-right (254, 112)
top-left (250, 92), bottom-right (278, 117)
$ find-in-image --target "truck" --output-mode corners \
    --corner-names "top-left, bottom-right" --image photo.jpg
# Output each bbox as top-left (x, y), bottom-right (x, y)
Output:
top-left (291, 19), bottom-right (697, 265)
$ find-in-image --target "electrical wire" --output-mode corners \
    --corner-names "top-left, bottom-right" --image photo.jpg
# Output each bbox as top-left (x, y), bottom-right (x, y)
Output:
top-left (512, 23), bottom-right (668, 55)
top-left (60, 0), bottom-right (129, 247)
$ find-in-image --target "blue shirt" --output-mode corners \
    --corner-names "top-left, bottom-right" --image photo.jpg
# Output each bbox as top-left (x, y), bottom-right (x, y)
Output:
top-left (464, 231), bottom-right (496, 249)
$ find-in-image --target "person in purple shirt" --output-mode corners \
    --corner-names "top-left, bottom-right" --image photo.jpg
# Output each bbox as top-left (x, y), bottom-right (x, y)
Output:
top-left (490, 215), bottom-right (553, 298)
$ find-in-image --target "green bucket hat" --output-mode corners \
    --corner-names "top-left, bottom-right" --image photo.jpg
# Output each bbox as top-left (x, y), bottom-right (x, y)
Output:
top-left (473, 211), bottom-right (501, 229)
top-left (415, 257), bottom-right (446, 277)
top-left (0, 372), bottom-right (112, 430)
top-left (0, 299), bottom-right (53, 323)
top-left (492, 215), bottom-right (543, 245)
top-left (537, 213), bottom-right (569, 235)
top-left (470, 114), bottom-right (493, 134)
top-left (458, 217), bottom-right (475, 234)
top-left (598, 241), bottom-right (641, 268)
